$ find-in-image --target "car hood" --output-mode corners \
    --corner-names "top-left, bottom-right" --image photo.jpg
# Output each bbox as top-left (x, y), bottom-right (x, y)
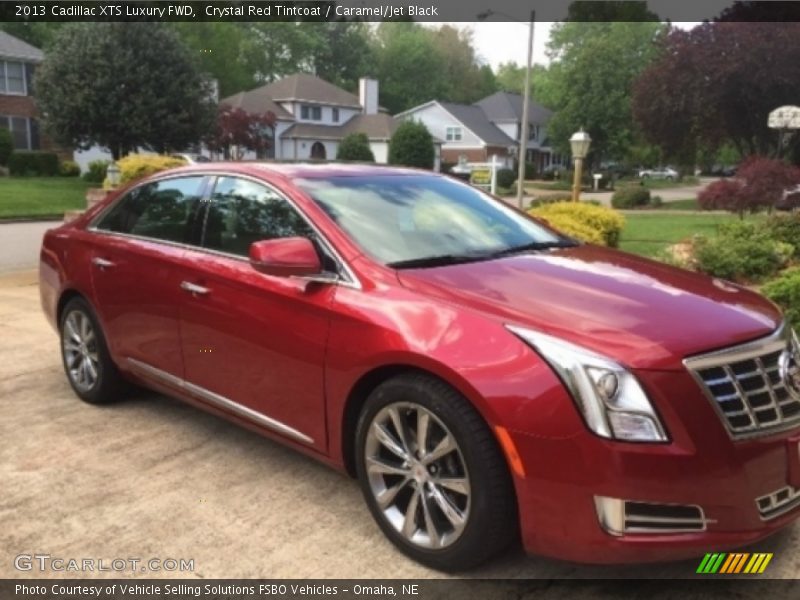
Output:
top-left (396, 245), bottom-right (782, 371)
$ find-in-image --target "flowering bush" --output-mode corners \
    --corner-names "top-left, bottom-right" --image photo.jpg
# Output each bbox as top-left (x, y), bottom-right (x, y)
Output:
top-left (115, 154), bottom-right (187, 184)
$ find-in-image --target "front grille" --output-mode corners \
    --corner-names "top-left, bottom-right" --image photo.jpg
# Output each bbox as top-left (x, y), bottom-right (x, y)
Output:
top-left (756, 485), bottom-right (800, 520)
top-left (684, 325), bottom-right (800, 439)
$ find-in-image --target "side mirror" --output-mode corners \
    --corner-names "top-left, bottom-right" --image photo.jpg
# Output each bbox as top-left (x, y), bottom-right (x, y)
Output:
top-left (249, 237), bottom-right (322, 277)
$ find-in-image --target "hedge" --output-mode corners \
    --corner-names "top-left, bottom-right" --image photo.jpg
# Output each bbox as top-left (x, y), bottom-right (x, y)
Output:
top-left (8, 151), bottom-right (60, 176)
top-left (529, 201), bottom-right (625, 247)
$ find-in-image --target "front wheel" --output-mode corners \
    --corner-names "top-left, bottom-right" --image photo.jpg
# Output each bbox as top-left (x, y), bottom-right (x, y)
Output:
top-left (355, 373), bottom-right (517, 571)
top-left (59, 297), bottom-right (126, 404)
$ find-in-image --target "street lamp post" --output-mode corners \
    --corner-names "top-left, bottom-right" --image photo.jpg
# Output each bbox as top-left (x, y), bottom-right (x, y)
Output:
top-left (569, 129), bottom-right (591, 202)
top-left (477, 10), bottom-right (535, 210)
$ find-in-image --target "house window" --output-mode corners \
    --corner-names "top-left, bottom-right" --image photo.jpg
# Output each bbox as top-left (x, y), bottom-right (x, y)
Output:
top-left (332, 107), bottom-right (339, 123)
top-left (445, 127), bottom-right (462, 142)
top-left (1, 61), bottom-right (27, 95)
top-left (300, 105), bottom-right (322, 121)
top-left (0, 115), bottom-right (32, 150)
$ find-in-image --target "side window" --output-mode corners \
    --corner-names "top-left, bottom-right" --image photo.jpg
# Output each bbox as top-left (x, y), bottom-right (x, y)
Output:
top-left (203, 177), bottom-right (314, 257)
top-left (96, 176), bottom-right (206, 244)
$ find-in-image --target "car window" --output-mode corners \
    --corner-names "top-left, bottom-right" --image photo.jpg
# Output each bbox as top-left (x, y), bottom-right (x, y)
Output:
top-left (95, 176), bottom-right (206, 244)
top-left (203, 177), bottom-right (313, 257)
top-left (295, 175), bottom-right (562, 266)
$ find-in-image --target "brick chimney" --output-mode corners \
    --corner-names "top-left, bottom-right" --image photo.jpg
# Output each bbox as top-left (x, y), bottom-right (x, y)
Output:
top-left (359, 77), bottom-right (379, 115)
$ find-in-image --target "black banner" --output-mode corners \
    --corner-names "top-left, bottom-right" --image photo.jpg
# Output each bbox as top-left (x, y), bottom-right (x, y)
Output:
top-left (3, 579), bottom-right (800, 600)
top-left (2, 1), bottom-right (800, 23)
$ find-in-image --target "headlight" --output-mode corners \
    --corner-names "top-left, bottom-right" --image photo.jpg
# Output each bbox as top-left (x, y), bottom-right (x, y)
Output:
top-left (507, 325), bottom-right (668, 442)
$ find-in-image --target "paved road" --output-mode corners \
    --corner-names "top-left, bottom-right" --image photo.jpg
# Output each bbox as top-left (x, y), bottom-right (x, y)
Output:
top-left (0, 220), bottom-right (61, 273)
top-left (2, 270), bottom-right (799, 581)
top-left (524, 177), bottom-right (716, 207)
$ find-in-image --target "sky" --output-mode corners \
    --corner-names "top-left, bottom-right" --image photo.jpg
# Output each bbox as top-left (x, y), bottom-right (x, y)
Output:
top-left (457, 22), bottom-right (700, 70)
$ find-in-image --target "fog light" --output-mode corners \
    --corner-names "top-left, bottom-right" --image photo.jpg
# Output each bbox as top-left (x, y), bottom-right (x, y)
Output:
top-left (608, 412), bottom-right (662, 441)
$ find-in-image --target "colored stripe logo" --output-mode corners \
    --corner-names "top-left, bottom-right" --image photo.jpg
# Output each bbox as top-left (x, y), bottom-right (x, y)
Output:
top-left (696, 552), bottom-right (773, 574)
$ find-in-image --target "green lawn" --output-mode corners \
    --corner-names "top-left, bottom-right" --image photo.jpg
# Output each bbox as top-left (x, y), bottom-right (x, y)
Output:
top-left (0, 177), bottom-right (92, 219)
top-left (619, 212), bottom-right (762, 257)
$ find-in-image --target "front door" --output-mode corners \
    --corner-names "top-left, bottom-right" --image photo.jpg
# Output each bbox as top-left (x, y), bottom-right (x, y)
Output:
top-left (177, 176), bottom-right (335, 451)
top-left (89, 175), bottom-right (208, 379)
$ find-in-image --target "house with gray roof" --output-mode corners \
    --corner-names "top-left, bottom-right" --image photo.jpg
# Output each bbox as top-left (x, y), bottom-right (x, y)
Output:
top-left (0, 30), bottom-right (47, 152)
top-left (221, 74), bottom-right (437, 166)
top-left (396, 91), bottom-right (565, 172)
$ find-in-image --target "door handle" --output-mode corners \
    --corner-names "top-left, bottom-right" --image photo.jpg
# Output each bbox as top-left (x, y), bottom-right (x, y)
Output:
top-left (180, 281), bottom-right (210, 296)
top-left (92, 257), bottom-right (115, 269)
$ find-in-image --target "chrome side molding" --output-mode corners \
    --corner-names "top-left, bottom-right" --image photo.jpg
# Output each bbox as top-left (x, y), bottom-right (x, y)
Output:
top-left (126, 358), bottom-right (314, 445)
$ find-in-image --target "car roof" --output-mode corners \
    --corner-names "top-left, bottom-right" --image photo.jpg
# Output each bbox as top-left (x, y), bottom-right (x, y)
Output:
top-left (162, 161), bottom-right (433, 180)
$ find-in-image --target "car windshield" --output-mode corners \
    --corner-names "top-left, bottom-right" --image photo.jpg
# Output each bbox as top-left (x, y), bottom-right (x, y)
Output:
top-left (295, 174), bottom-right (571, 268)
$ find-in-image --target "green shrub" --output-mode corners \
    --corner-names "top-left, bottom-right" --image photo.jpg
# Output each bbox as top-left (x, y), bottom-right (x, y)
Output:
top-left (762, 268), bottom-right (800, 332)
top-left (495, 168), bottom-right (516, 189)
top-left (388, 120), bottom-right (434, 169)
top-left (58, 160), bottom-right (80, 177)
top-left (764, 214), bottom-right (800, 258)
top-left (83, 160), bottom-right (110, 184)
top-left (0, 127), bottom-right (12, 166)
top-left (8, 151), bottom-right (59, 176)
top-left (529, 201), bottom-right (625, 247)
top-left (693, 222), bottom-right (793, 283)
top-left (611, 186), bottom-right (651, 208)
top-left (336, 132), bottom-right (375, 162)
top-left (524, 162), bottom-right (537, 180)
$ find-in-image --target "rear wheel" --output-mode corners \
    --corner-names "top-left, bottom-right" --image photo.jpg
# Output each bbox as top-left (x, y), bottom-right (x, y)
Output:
top-left (355, 373), bottom-right (517, 571)
top-left (59, 297), bottom-right (125, 404)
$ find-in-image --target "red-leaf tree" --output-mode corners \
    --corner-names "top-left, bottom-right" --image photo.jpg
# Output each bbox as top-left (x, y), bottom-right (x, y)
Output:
top-left (633, 22), bottom-right (800, 162)
top-left (206, 106), bottom-right (276, 160)
top-left (698, 156), bottom-right (800, 217)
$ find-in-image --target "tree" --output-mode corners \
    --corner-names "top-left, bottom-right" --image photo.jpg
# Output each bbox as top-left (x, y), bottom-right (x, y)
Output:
top-left (0, 23), bottom-right (64, 49)
top-left (169, 23), bottom-right (258, 98)
top-left (336, 133), bottom-right (375, 162)
top-left (697, 156), bottom-right (800, 217)
top-left (388, 121), bottom-right (434, 169)
top-left (35, 23), bottom-right (216, 159)
top-left (206, 106), bottom-right (276, 160)
top-left (538, 21), bottom-right (665, 164)
top-left (633, 23), bottom-right (800, 162)
top-left (310, 21), bottom-right (374, 92)
top-left (429, 26), bottom-right (497, 104)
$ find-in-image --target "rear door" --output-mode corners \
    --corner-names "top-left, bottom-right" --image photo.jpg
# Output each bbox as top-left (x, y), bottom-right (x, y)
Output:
top-left (89, 175), bottom-right (208, 380)
top-left (176, 175), bottom-right (337, 451)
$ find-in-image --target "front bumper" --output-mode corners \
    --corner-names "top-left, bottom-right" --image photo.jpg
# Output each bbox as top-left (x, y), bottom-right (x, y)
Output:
top-left (508, 369), bottom-right (800, 564)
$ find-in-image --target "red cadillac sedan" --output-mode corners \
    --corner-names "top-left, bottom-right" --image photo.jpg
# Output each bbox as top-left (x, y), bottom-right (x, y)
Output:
top-left (40, 163), bottom-right (800, 571)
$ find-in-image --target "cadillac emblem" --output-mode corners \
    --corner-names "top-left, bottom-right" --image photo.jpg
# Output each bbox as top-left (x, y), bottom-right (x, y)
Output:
top-left (780, 339), bottom-right (800, 400)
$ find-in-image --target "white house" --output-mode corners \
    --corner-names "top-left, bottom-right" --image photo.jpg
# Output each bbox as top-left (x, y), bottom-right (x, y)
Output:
top-left (221, 74), bottom-right (414, 164)
top-left (397, 91), bottom-right (566, 172)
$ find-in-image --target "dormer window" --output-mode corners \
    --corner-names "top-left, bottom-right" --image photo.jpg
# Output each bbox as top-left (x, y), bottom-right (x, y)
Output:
top-left (332, 108), bottom-right (340, 123)
top-left (300, 105), bottom-right (322, 121)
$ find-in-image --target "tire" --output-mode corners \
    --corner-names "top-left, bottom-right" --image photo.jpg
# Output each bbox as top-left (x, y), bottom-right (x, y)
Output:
top-left (59, 296), bottom-right (126, 404)
top-left (355, 373), bottom-right (518, 571)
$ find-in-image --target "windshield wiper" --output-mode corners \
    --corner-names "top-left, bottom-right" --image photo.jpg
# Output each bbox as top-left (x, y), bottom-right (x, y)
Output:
top-left (488, 239), bottom-right (578, 259)
top-left (387, 253), bottom-right (490, 269)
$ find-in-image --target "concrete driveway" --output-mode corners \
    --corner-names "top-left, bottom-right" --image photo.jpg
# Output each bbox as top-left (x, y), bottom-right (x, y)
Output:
top-left (0, 220), bottom-right (62, 272)
top-left (2, 269), bottom-right (799, 580)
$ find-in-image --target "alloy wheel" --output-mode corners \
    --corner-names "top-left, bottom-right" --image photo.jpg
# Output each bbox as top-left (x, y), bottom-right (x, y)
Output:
top-left (62, 310), bottom-right (100, 392)
top-left (364, 402), bottom-right (471, 550)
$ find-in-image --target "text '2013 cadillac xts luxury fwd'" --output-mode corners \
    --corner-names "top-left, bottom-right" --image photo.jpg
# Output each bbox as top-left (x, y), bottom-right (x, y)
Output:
top-left (40, 163), bottom-right (800, 571)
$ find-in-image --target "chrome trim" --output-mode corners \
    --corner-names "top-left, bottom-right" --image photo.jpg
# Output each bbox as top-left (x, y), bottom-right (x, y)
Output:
top-left (683, 323), bottom-right (800, 440)
top-left (180, 281), bottom-right (210, 296)
top-left (756, 485), bottom-right (800, 521)
top-left (594, 496), bottom-right (712, 536)
top-left (86, 171), bottom-right (362, 290)
top-left (91, 257), bottom-right (114, 269)
top-left (126, 358), bottom-right (314, 445)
